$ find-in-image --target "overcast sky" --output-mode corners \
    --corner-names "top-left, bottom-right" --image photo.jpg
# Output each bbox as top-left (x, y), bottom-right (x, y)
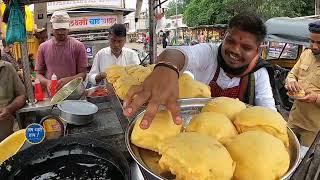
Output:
top-left (126, 0), bottom-right (170, 10)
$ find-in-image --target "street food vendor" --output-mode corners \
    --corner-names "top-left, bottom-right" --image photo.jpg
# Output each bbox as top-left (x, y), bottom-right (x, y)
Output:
top-left (35, 11), bottom-right (88, 96)
top-left (0, 52), bottom-right (26, 141)
top-left (123, 12), bottom-right (276, 129)
top-left (285, 20), bottom-right (320, 147)
top-left (88, 24), bottom-right (140, 85)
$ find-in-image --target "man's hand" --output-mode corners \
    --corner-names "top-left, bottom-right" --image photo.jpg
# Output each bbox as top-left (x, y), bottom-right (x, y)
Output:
top-left (95, 72), bottom-right (107, 83)
top-left (46, 80), bottom-right (52, 96)
top-left (0, 107), bottom-right (12, 121)
top-left (123, 66), bottom-right (182, 129)
top-left (286, 81), bottom-right (302, 93)
top-left (298, 90), bottom-right (318, 103)
top-left (57, 77), bottom-right (72, 90)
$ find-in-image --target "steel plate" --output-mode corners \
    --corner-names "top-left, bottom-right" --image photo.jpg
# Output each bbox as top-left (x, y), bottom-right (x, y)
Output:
top-left (125, 98), bottom-right (301, 180)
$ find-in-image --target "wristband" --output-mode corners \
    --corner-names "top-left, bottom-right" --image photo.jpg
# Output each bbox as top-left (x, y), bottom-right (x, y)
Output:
top-left (154, 62), bottom-right (179, 77)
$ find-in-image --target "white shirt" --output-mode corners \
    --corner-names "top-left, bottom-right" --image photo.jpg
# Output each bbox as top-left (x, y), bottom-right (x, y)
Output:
top-left (168, 43), bottom-right (276, 110)
top-left (88, 47), bottom-right (140, 84)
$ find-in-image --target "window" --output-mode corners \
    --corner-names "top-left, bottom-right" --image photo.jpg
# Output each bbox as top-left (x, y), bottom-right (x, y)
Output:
top-left (267, 42), bottom-right (299, 60)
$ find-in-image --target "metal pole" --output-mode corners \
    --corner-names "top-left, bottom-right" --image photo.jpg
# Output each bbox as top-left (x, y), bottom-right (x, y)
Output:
top-left (316, 0), bottom-right (320, 15)
top-left (175, 0), bottom-right (178, 45)
top-left (21, 42), bottom-right (35, 105)
top-left (148, 0), bottom-right (157, 64)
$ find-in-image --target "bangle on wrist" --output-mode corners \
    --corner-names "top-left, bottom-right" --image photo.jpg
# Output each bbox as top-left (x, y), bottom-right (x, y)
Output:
top-left (154, 61), bottom-right (180, 77)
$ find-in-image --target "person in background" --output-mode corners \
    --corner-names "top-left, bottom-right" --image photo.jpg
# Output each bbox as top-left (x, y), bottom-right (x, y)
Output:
top-left (123, 12), bottom-right (276, 129)
top-left (162, 31), bottom-right (169, 48)
top-left (285, 20), bottom-right (320, 147)
top-left (35, 11), bottom-right (88, 96)
top-left (0, 49), bottom-right (26, 141)
top-left (88, 24), bottom-right (140, 85)
top-left (28, 54), bottom-right (35, 72)
top-left (1, 39), bottom-right (19, 71)
top-left (198, 32), bottom-right (206, 43)
top-left (184, 32), bottom-right (191, 45)
top-left (144, 33), bottom-right (150, 51)
top-left (34, 27), bottom-right (48, 45)
top-left (158, 30), bottom-right (164, 44)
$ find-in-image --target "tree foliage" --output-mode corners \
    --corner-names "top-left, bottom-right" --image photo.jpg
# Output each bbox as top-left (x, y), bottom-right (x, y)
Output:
top-left (179, 0), bottom-right (314, 26)
top-left (165, 0), bottom-right (188, 17)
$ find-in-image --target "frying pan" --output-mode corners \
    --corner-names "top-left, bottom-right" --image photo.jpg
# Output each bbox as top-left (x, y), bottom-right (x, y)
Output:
top-left (0, 136), bottom-right (130, 180)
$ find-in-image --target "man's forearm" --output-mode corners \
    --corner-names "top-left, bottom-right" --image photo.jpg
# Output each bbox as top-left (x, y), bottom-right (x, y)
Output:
top-left (6, 95), bottom-right (26, 114)
top-left (157, 49), bottom-right (186, 71)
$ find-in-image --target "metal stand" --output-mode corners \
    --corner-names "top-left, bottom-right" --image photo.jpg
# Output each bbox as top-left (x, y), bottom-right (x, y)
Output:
top-left (20, 41), bottom-right (35, 105)
top-left (148, 0), bottom-right (157, 64)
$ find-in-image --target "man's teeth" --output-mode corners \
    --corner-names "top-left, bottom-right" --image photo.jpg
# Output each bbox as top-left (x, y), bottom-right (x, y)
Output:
top-left (229, 54), bottom-right (239, 61)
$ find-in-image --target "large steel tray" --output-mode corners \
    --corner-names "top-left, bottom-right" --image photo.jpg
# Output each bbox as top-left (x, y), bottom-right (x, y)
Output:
top-left (125, 98), bottom-right (301, 180)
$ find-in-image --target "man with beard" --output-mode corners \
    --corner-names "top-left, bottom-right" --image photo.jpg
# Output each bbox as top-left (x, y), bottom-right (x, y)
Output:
top-left (285, 21), bottom-right (320, 147)
top-left (35, 11), bottom-right (87, 96)
top-left (123, 12), bottom-right (276, 129)
top-left (88, 24), bottom-right (140, 85)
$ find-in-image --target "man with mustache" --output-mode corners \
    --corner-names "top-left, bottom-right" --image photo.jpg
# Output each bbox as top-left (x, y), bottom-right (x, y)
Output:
top-left (88, 24), bottom-right (140, 85)
top-left (285, 21), bottom-right (320, 147)
top-left (123, 12), bottom-right (276, 129)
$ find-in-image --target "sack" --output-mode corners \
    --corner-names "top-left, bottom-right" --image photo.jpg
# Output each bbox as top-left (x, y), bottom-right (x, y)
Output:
top-left (5, 0), bottom-right (26, 44)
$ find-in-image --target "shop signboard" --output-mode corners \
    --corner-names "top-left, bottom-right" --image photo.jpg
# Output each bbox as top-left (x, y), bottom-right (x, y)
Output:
top-left (86, 46), bottom-right (93, 58)
top-left (70, 16), bottom-right (117, 30)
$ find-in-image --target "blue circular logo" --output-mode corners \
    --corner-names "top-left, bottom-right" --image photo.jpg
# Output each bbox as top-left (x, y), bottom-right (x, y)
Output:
top-left (25, 123), bottom-right (45, 144)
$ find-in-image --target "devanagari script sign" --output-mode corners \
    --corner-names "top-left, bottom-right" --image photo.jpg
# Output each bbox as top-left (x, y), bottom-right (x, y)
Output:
top-left (70, 16), bottom-right (117, 29)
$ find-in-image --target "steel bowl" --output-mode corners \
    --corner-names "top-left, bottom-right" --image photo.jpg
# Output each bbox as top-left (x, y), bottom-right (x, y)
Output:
top-left (85, 85), bottom-right (112, 104)
top-left (50, 77), bottom-right (85, 105)
top-left (57, 100), bottom-right (98, 125)
top-left (125, 98), bottom-right (301, 180)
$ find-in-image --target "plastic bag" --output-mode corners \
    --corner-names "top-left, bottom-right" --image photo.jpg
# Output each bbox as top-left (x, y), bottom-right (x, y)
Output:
top-left (25, 6), bottom-right (34, 32)
top-left (5, 0), bottom-right (26, 44)
top-left (1, 3), bottom-right (34, 34)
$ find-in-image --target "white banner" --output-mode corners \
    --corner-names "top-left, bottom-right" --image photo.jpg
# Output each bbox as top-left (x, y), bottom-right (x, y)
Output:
top-left (47, 0), bottom-right (123, 11)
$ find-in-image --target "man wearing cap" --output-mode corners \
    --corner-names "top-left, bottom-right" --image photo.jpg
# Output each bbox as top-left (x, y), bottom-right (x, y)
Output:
top-left (285, 20), bottom-right (320, 147)
top-left (35, 11), bottom-right (88, 95)
top-left (34, 27), bottom-right (48, 45)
